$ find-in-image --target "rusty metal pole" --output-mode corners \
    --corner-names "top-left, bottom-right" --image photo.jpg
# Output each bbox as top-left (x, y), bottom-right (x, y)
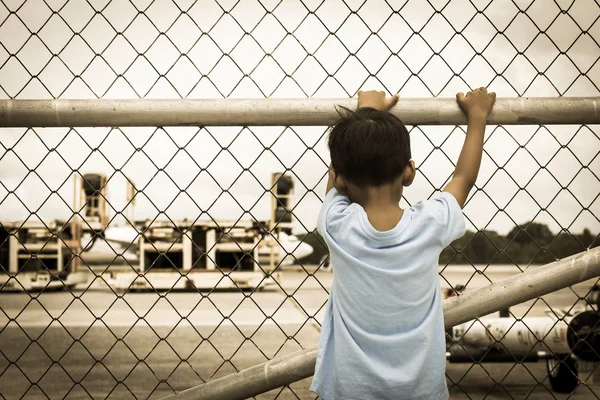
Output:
top-left (162, 248), bottom-right (600, 400)
top-left (1, 97), bottom-right (599, 127)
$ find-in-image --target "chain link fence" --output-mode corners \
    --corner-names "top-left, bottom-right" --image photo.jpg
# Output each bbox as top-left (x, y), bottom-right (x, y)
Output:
top-left (0, 0), bottom-right (599, 398)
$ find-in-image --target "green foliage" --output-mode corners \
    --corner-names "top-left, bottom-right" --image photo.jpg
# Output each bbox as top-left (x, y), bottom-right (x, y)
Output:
top-left (298, 222), bottom-right (599, 266)
top-left (440, 222), bottom-right (599, 265)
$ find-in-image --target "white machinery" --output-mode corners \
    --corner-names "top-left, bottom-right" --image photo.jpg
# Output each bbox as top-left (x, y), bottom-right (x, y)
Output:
top-left (0, 172), bottom-right (107, 291)
top-left (81, 227), bottom-right (312, 268)
top-left (97, 172), bottom-right (312, 291)
top-left (0, 220), bottom-right (87, 291)
top-left (447, 288), bottom-right (600, 394)
top-left (1, 171), bottom-right (313, 292)
top-left (106, 219), bottom-right (280, 291)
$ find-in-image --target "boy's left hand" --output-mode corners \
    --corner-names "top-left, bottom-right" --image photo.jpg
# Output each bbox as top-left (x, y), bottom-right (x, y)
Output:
top-left (357, 90), bottom-right (399, 111)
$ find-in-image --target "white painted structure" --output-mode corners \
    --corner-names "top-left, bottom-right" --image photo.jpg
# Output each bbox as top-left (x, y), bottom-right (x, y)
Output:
top-left (90, 172), bottom-right (312, 291)
top-left (106, 219), bottom-right (281, 291)
top-left (0, 220), bottom-right (87, 291)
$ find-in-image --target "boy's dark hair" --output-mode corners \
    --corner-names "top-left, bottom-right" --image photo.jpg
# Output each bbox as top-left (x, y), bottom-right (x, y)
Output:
top-left (328, 106), bottom-right (411, 187)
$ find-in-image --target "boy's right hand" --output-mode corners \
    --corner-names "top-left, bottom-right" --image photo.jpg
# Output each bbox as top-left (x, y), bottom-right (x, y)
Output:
top-left (357, 90), bottom-right (399, 111)
top-left (456, 87), bottom-right (496, 120)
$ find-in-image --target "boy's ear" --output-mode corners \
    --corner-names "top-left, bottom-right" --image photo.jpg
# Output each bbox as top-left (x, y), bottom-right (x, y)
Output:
top-left (402, 160), bottom-right (416, 187)
top-left (335, 174), bottom-right (349, 194)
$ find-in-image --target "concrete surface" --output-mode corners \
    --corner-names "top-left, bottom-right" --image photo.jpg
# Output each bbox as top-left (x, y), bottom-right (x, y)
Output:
top-left (1, 266), bottom-right (599, 399)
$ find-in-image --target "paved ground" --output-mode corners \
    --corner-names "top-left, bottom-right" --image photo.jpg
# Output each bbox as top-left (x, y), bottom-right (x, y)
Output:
top-left (1, 266), bottom-right (600, 399)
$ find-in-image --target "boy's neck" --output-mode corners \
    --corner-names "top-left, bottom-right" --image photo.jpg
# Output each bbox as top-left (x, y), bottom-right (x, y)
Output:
top-left (346, 182), bottom-right (405, 231)
top-left (350, 187), bottom-right (403, 210)
top-left (346, 179), bottom-right (404, 210)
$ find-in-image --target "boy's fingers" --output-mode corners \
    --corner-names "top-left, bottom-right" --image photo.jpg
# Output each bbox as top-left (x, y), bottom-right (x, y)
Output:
top-left (456, 92), bottom-right (465, 101)
top-left (387, 94), bottom-right (400, 107)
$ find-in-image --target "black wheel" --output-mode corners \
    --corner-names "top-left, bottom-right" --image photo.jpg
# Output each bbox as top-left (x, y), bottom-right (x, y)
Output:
top-left (567, 310), bottom-right (600, 362)
top-left (546, 355), bottom-right (578, 393)
top-left (320, 254), bottom-right (331, 270)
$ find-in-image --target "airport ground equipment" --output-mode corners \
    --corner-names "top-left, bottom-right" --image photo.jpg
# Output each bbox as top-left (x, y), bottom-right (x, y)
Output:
top-left (109, 219), bottom-right (281, 291)
top-left (0, 172), bottom-right (110, 291)
top-left (0, 220), bottom-right (86, 291)
top-left (75, 173), bottom-right (110, 232)
top-left (104, 173), bottom-right (296, 291)
top-left (445, 283), bottom-right (600, 393)
top-left (0, 170), bottom-right (299, 292)
top-left (449, 308), bottom-right (600, 393)
top-left (451, 313), bottom-right (600, 363)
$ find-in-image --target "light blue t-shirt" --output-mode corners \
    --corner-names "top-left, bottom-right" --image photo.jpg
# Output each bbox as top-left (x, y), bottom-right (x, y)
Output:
top-left (310, 189), bottom-right (466, 400)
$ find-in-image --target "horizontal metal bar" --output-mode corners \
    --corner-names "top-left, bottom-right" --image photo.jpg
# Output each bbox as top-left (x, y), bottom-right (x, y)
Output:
top-left (162, 247), bottom-right (600, 400)
top-left (1, 97), bottom-right (599, 127)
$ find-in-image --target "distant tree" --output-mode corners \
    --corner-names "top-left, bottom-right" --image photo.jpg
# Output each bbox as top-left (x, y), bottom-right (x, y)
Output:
top-left (548, 232), bottom-right (585, 259)
top-left (581, 228), bottom-right (595, 248)
top-left (508, 222), bottom-right (554, 247)
top-left (440, 230), bottom-right (475, 264)
top-left (304, 221), bottom-right (596, 266)
top-left (440, 230), bottom-right (511, 265)
top-left (504, 222), bottom-right (554, 264)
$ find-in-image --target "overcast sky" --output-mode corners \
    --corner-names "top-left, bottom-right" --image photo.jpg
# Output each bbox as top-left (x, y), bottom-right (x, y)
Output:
top-left (0, 0), bottom-right (598, 236)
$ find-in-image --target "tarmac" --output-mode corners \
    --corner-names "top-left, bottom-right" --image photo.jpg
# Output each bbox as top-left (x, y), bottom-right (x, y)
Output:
top-left (1, 265), bottom-right (600, 399)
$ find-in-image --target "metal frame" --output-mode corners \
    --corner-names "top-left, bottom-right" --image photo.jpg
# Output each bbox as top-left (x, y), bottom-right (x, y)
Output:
top-left (1, 97), bottom-right (599, 127)
top-left (0, 221), bottom-right (87, 291)
top-left (112, 219), bottom-right (277, 291)
top-left (2, 97), bottom-right (599, 395)
top-left (0, 0), bottom-right (598, 396)
top-left (162, 247), bottom-right (600, 400)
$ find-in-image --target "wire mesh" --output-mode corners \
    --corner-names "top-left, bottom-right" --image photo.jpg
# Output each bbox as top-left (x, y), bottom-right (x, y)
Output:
top-left (0, 0), bottom-right (599, 399)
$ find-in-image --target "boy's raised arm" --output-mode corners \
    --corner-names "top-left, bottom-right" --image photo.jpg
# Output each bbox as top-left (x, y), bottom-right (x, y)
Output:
top-left (443, 87), bottom-right (496, 208)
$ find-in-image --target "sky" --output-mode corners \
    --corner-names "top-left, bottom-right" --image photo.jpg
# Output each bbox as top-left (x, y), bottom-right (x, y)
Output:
top-left (0, 0), bottom-right (598, 236)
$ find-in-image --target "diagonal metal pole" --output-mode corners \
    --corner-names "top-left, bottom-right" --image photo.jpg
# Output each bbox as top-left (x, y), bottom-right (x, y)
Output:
top-left (162, 247), bottom-right (600, 400)
top-left (0, 97), bottom-right (599, 127)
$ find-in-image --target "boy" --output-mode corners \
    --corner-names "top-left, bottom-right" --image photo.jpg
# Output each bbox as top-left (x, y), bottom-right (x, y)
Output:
top-left (310, 88), bottom-right (496, 399)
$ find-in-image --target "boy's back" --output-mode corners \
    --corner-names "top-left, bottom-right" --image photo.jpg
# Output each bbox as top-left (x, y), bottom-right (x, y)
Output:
top-left (310, 89), bottom-right (496, 400)
top-left (310, 189), bottom-right (464, 400)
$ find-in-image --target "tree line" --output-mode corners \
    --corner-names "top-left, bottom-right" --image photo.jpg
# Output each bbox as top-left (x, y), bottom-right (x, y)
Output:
top-left (296, 222), bottom-right (599, 266)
